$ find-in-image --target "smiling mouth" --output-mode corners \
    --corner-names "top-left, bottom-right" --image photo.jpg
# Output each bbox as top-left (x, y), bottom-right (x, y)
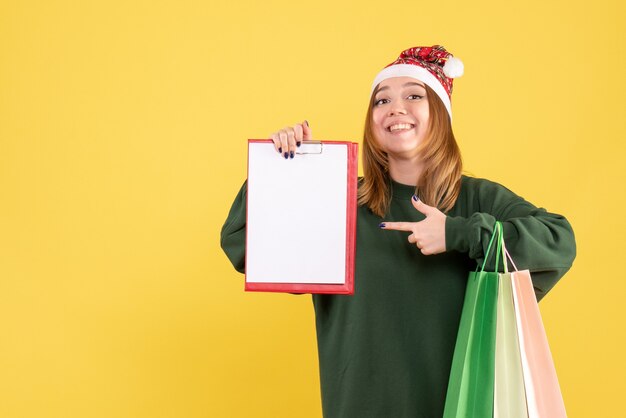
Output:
top-left (387, 123), bottom-right (415, 132)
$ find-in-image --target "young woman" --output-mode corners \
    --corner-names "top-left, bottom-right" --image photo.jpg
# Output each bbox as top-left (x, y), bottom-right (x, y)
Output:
top-left (220, 45), bottom-right (576, 418)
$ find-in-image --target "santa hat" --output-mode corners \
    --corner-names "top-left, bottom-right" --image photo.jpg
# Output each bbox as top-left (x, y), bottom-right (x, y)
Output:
top-left (371, 45), bottom-right (464, 118)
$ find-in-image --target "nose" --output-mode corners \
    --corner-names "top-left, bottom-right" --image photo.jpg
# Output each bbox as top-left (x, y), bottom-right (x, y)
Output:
top-left (388, 101), bottom-right (407, 116)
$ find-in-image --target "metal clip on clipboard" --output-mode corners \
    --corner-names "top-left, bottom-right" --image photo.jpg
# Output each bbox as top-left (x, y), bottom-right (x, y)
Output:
top-left (296, 140), bottom-right (323, 155)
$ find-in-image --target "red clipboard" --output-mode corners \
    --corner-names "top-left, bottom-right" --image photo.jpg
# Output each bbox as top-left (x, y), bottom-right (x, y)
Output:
top-left (245, 139), bottom-right (358, 295)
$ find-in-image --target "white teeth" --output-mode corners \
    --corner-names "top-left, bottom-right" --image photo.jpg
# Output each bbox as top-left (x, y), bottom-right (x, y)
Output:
top-left (388, 123), bottom-right (414, 132)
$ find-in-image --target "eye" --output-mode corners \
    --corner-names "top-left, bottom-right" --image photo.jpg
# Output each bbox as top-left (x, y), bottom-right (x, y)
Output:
top-left (407, 94), bottom-right (424, 100)
top-left (374, 98), bottom-right (389, 106)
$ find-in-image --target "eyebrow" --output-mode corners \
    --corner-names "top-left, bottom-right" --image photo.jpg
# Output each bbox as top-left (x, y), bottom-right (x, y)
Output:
top-left (375, 82), bottom-right (426, 95)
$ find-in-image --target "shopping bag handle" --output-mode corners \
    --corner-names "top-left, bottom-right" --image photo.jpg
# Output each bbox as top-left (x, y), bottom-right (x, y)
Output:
top-left (479, 221), bottom-right (503, 272)
top-left (497, 225), bottom-right (519, 272)
top-left (502, 243), bottom-right (519, 272)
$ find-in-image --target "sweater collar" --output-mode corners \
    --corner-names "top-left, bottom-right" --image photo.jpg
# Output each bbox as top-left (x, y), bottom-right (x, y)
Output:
top-left (390, 179), bottom-right (418, 200)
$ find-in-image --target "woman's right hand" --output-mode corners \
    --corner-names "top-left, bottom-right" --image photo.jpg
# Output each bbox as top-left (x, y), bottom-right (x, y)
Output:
top-left (270, 120), bottom-right (312, 159)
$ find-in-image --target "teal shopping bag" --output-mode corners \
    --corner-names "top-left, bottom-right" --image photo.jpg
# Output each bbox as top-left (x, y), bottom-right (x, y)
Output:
top-left (443, 223), bottom-right (503, 418)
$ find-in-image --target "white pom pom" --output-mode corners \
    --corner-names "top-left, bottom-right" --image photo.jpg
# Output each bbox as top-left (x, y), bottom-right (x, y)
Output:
top-left (443, 56), bottom-right (464, 78)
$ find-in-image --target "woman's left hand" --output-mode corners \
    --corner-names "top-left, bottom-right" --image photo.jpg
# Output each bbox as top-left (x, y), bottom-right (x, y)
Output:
top-left (380, 196), bottom-right (447, 255)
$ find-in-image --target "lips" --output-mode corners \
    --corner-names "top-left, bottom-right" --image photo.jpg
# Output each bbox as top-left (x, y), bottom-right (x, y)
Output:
top-left (387, 123), bottom-right (415, 132)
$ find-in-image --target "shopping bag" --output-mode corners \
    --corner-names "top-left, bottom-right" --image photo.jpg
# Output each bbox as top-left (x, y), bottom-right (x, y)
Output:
top-left (443, 223), bottom-right (503, 418)
top-left (444, 222), bottom-right (567, 418)
top-left (505, 245), bottom-right (567, 418)
top-left (494, 271), bottom-right (528, 417)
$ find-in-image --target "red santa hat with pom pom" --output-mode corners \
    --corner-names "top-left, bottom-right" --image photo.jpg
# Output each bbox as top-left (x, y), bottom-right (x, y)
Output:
top-left (371, 45), bottom-right (464, 119)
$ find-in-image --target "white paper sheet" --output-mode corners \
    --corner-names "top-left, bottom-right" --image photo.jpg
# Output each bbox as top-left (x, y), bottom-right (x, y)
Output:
top-left (246, 141), bottom-right (348, 284)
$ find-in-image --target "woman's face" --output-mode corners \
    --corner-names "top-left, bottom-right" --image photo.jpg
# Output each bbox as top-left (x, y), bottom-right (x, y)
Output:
top-left (371, 76), bottom-right (430, 159)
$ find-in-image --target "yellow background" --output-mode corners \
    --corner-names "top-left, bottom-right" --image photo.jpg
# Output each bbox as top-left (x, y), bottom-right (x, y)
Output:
top-left (1, 0), bottom-right (624, 417)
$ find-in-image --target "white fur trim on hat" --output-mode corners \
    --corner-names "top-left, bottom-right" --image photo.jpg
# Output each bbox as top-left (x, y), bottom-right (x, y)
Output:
top-left (370, 64), bottom-right (453, 119)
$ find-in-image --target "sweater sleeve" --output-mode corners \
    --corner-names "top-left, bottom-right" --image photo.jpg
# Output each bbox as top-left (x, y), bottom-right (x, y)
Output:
top-left (220, 180), bottom-right (247, 274)
top-left (445, 178), bottom-right (576, 301)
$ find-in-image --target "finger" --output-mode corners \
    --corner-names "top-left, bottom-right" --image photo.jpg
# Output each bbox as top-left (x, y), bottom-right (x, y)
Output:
top-left (408, 234), bottom-right (417, 244)
top-left (293, 124), bottom-right (304, 147)
top-left (379, 222), bottom-right (415, 232)
top-left (278, 130), bottom-right (289, 159)
top-left (420, 245), bottom-right (440, 256)
top-left (411, 195), bottom-right (434, 216)
top-left (302, 120), bottom-right (313, 140)
top-left (270, 133), bottom-right (282, 154)
top-left (286, 127), bottom-right (297, 159)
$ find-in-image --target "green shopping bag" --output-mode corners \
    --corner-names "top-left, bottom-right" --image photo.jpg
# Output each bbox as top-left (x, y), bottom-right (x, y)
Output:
top-left (443, 223), bottom-right (503, 418)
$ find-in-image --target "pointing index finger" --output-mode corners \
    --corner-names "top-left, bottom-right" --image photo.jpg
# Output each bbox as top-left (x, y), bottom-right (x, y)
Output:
top-left (379, 222), bottom-right (415, 232)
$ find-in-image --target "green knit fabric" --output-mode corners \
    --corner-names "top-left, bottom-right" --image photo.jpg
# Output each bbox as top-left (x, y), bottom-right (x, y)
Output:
top-left (220, 175), bottom-right (576, 418)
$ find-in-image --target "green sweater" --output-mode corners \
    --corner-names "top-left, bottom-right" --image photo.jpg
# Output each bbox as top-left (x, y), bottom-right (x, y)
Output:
top-left (220, 175), bottom-right (576, 418)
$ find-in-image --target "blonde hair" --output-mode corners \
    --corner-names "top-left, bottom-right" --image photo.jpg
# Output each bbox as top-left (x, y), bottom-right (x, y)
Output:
top-left (358, 83), bottom-right (462, 217)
